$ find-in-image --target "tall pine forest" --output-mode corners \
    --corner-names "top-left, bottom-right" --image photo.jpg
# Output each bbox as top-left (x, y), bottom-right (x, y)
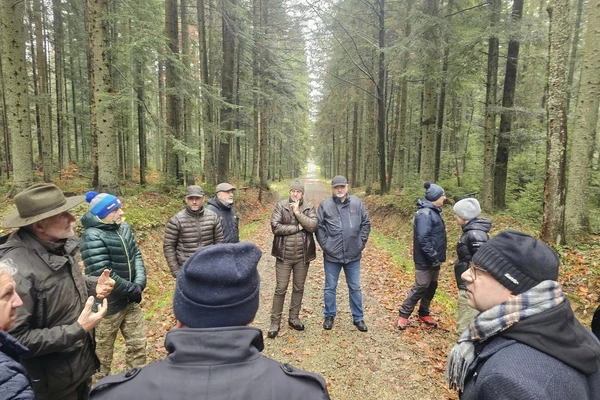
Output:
top-left (0, 0), bottom-right (599, 244)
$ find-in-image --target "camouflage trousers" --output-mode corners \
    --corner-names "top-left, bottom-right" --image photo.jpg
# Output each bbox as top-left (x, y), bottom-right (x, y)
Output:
top-left (93, 302), bottom-right (147, 384)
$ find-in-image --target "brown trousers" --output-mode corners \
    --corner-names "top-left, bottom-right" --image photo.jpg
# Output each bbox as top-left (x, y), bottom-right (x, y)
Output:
top-left (270, 259), bottom-right (309, 323)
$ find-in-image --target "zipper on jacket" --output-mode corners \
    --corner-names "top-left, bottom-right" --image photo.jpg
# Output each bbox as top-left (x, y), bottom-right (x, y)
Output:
top-left (117, 230), bottom-right (132, 282)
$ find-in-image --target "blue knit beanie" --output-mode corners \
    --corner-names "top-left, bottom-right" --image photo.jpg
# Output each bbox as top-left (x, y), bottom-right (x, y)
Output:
top-left (424, 182), bottom-right (445, 201)
top-left (173, 242), bottom-right (262, 329)
top-left (86, 191), bottom-right (122, 219)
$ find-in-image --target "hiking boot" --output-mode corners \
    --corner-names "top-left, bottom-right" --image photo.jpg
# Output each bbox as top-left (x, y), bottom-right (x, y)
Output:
top-left (353, 320), bottom-right (368, 332)
top-left (267, 322), bottom-right (280, 339)
top-left (323, 316), bottom-right (334, 330)
top-left (288, 318), bottom-right (305, 331)
top-left (418, 315), bottom-right (438, 327)
top-left (397, 317), bottom-right (408, 330)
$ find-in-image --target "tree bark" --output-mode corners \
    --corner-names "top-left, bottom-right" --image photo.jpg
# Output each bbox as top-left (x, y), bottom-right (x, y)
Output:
top-left (540, 0), bottom-right (570, 244)
top-left (564, 0), bottom-right (600, 238)
top-left (219, 0), bottom-right (237, 183)
top-left (493, 0), bottom-right (523, 209)
top-left (1, 0), bottom-right (34, 193)
top-left (482, 0), bottom-right (500, 211)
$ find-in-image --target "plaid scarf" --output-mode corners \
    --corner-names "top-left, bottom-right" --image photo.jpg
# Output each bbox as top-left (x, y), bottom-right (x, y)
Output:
top-left (445, 280), bottom-right (565, 391)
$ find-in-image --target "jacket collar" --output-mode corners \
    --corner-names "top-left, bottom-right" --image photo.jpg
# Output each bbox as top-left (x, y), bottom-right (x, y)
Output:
top-left (185, 206), bottom-right (205, 217)
top-left (0, 330), bottom-right (29, 361)
top-left (164, 326), bottom-right (264, 366)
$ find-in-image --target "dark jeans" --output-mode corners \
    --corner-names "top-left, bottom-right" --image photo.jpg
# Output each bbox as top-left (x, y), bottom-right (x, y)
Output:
top-left (399, 267), bottom-right (439, 318)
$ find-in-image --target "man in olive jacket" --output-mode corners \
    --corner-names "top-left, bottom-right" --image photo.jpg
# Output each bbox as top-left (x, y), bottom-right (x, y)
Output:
top-left (316, 175), bottom-right (371, 332)
top-left (80, 191), bottom-right (147, 383)
top-left (163, 185), bottom-right (224, 277)
top-left (0, 183), bottom-right (114, 400)
top-left (267, 178), bottom-right (318, 338)
top-left (91, 243), bottom-right (330, 400)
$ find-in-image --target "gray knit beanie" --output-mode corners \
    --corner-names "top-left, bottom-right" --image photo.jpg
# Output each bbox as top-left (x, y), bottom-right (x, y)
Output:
top-left (424, 182), bottom-right (444, 202)
top-left (472, 230), bottom-right (559, 294)
top-left (290, 179), bottom-right (304, 193)
top-left (453, 198), bottom-right (481, 221)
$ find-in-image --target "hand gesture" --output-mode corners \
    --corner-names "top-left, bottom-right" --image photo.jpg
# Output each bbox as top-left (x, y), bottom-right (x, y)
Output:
top-left (77, 296), bottom-right (107, 332)
top-left (96, 269), bottom-right (115, 299)
top-left (290, 201), bottom-right (299, 214)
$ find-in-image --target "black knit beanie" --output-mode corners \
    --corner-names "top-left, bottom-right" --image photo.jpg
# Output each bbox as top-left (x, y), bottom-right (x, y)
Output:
top-left (472, 230), bottom-right (559, 294)
top-left (173, 242), bottom-right (262, 328)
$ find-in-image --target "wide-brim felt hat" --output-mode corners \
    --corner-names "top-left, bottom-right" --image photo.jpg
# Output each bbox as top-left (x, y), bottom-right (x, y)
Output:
top-left (2, 183), bottom-right (85, 228)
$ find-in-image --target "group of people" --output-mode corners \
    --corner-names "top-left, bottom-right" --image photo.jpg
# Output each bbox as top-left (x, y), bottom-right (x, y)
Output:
top-left (0, 178), bottom-right (598, 399)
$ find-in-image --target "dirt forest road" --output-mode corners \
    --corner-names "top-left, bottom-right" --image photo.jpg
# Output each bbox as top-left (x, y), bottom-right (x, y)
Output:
top-left (251, 169), bottom-right (455, 400)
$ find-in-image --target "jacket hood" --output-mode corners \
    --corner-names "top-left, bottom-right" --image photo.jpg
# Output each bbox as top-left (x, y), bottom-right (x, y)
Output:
top-left (501, 300), bottom-right (600, 375)
top-left (417, 198), bottom-right (441, 212)
top-left (81, 211), bottom-right (118, 230)
top-left (462, 218), bottom-right (492, 233)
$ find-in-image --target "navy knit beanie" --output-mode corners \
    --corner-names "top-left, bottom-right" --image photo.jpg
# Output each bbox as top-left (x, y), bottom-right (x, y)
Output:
top-left (424, 182), bottom-right (444, 202)
top-left (173, 242), bottom-right (262, 328)
top-left (86, 191), bottom-right (122, 219)
top-left (472, 230), bottom-right (559, 294)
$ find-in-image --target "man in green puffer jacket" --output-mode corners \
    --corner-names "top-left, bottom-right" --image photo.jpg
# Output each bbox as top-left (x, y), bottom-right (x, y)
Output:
top-left (80, 192), bottom-right (147, 384)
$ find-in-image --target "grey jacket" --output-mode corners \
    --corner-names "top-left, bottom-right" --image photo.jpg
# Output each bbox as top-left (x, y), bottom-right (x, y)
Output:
top-left (163, 206), bottom-right (224, 277)
top-left (0, 229), bottom-right (99, 400)
top-left (316, 194), bottom-right (371, 264)
top-left (90, 327), bottom-right (330, 400)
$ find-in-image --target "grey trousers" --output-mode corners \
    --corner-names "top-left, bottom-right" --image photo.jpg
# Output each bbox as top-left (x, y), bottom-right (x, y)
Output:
top-left (270, 258), bottom-right (309, 323)
top-left (399, 267), bottom-right (439, 318)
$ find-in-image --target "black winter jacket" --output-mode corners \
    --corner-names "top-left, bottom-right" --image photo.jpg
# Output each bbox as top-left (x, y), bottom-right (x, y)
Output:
top-left (316, 195), bottom-right (371, 264)
top-left (271, 198), bottom-right (318, 263)
top-left (461, 301), bottom-right (600, 399)
top-left (413, 199), bottom-right (447, 269)
top-left (80, 212), bottom-right (147, 315)
top-left (454, 218), bottom-right (491, 290)
top-left (90, 327), bottom-right (330, 400)
top-left (0, 230), bottom-right (99, 399)
top-left (206, 197), bottom-right (239, 243)
top-left (0, 331), bottom-right (35, 400)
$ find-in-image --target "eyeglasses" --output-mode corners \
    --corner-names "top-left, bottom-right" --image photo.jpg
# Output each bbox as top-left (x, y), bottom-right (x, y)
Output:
top-left (469, 263), bottom-right (487, 280)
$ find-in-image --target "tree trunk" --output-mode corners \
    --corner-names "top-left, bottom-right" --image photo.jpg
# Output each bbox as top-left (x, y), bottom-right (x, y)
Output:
top-left (482, 0), bottom-right (500, 211)
top-left (435, 45), bottom-right (449, 182)
top-left (165, 0), bottom-right (182, 184)
top-left (540, 0), bottom-right (570, 245)
top-left (564, 0), bottom-right (600, 238)
top-left (54, 0), bottom-right (69, 172)
top-left (419, 0), bottom-right (439, 183)
top-left (566, 0), bottom-right (585, 112)
top-left (493, 0), bottom-right (523, 209)
top-left (376, 0), bottom-right (387, 194)
top-left (219, 0), bottom-right (237, 183)
top-left (198, 0), bottom-right (216, 184)
top-left (1, 0), bottom-right (34, 193)
top-left (88, 0), bottom-right (120, 193)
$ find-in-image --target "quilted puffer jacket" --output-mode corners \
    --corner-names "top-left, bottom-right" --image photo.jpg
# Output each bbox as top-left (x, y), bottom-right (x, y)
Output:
top-left (0, 331), bottom-right (35, 399)
top-left (80, 212), bottom-right (146, 316)
top-left (163, 207), bottom-right (224, 277)
top-left (271, 199), bottom-right (317, 263)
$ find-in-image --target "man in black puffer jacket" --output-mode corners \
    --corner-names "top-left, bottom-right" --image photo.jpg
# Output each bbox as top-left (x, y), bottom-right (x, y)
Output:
top-left (453, 198), bottom-right (491, 333)
top-left (0, 260), bottom-right (35, 400)
top-left (398, 182), bottom-right (447, 330)
top-left (206, 182), bottom-right (239, 243)
top-left (81, 192), bottom-right (147, 383)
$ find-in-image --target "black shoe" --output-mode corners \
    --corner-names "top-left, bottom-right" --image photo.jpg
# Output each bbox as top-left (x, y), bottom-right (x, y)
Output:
top-left (288, 318), bottom-right (305, 331)
top-left (267, 322), bottom-right (279, 339)
top-left (353, 320), bottom-right (368, 332)
top-left (323, 316), bottom-right (334, 330)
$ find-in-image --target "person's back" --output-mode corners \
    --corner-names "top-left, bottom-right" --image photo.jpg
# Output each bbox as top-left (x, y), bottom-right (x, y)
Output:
top-left (90, 326), bottom-right (328, 400)
top-left (91, 242), bottom-right (330, 400)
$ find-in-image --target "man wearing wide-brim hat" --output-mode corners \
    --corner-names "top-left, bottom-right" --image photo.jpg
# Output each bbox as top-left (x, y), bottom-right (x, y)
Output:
top-left (0, 183), bottom-right (115, 400)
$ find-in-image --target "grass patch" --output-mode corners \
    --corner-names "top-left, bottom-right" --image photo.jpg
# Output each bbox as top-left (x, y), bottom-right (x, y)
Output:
top-left (369, 230), bottom-right (413, 272)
